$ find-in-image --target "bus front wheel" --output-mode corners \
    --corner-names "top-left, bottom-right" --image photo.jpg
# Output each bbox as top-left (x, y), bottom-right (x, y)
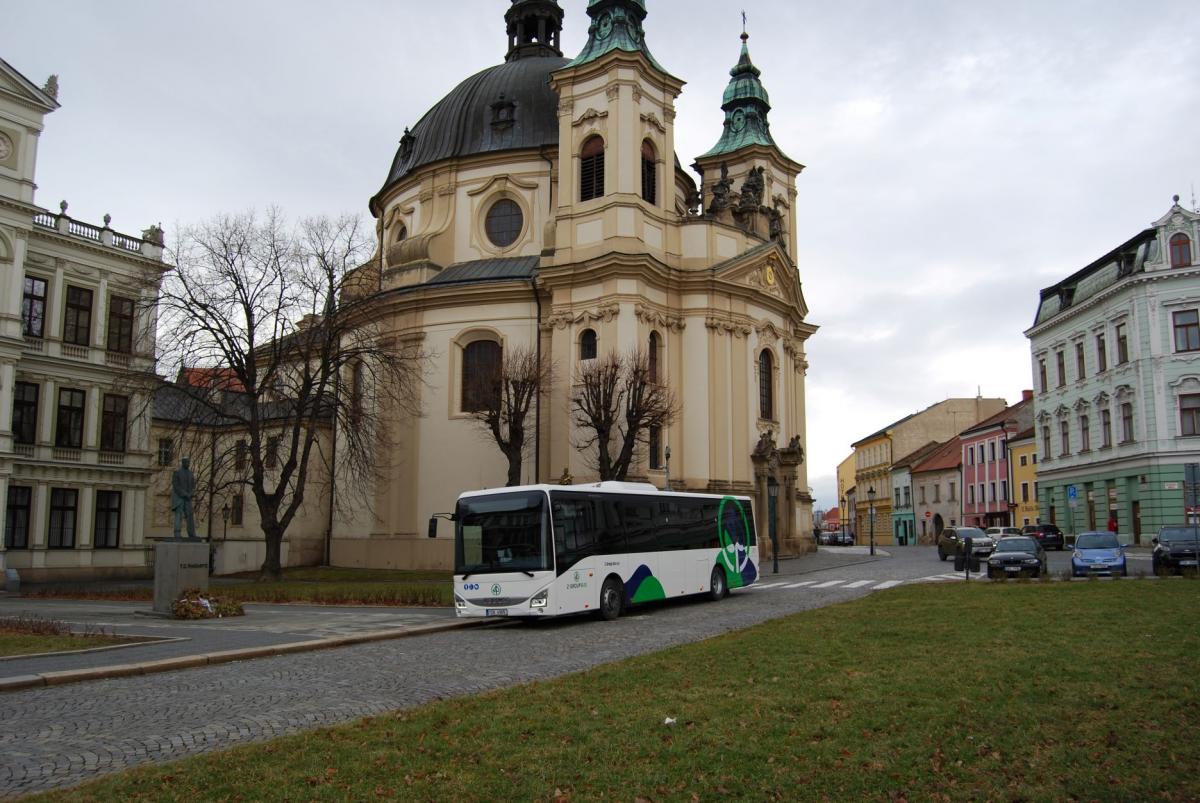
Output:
top-left (599, 577), bottom-right (624, 621)
top-left (709, 567), bottom-right (729, 601)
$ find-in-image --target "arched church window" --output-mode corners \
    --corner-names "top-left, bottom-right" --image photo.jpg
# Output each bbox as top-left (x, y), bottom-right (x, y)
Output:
top-left (641, 140), bottom-right (657, 205)
top-left (648, 330), bottom-right (660, 383)
top-left (350, 360), bottom-right (366, 422)
top-left (758, 349), bottom-right (774, 420)
top-left (485, 199), bottom-right (523, 248)
top-left (580, 328), bottom-right (597, 361)
top-left (1171, 233), bottom-right (1193, 268)
top-left (462, 340), bottom-right (501, 412)
top-left (580, 136), bottom-right (605, 202)
top-left (394, 224), bottom-right (407, 243)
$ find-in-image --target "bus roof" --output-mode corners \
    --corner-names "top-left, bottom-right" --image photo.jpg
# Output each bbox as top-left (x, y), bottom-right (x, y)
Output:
top-left (456, 481), bottom-right (753, 502)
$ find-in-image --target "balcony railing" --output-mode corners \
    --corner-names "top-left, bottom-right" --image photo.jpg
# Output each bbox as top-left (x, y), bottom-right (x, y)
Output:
top-left (104, 351), bottom-right (131, 369)
top-left (22, 337), bottom-right (44, 353)
top-left (13, 444), bottom-right (34, 458)
top-left (52, 448), bottom-right (81, 462)
top-left (98, 451), bottom-right (126, 466)
top-left (61, 343), bottom-right (90, 360)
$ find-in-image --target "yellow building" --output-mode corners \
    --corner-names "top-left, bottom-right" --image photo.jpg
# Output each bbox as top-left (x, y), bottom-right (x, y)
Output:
top-left (836, 452), bottom-right (855, 535)
top-left (1007, 428), bottom-right (1040, 527)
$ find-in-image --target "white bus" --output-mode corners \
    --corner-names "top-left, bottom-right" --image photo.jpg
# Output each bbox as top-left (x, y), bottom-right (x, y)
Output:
top-left (442, 482), bottom-right (759, 620)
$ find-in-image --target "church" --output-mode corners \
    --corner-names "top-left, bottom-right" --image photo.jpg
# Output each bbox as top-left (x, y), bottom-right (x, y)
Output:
top-left (328, 0), bottom-right (819, 570)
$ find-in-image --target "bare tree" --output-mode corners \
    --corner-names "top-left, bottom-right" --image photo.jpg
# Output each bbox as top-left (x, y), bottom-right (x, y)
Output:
top-left (571, 349), bottom-right (679, 481)
top-left (467, 344), bottom-right (552, 486)
top-left (147, 210), bottom-right (425, 580)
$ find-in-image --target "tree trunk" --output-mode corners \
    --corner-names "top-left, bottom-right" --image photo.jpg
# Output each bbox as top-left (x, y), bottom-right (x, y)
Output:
top-left (260, 525), bottom-right (284, 581)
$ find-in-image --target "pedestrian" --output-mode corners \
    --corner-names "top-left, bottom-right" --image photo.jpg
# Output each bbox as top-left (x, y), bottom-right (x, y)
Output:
top-left (1107, 513), bottom-right (1118, 533)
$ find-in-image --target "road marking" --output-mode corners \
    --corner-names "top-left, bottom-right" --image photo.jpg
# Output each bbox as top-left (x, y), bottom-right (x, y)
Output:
top-left (782, 581), bottom-right (817, 588)
top-left (844, 580), bottom-right (873, 588)
top-left (754, 582), bottom-right (788, 590)
top-left (873, 580), bottom-right (903, 589)
top-left (812, 580), bottom-right (845, 588)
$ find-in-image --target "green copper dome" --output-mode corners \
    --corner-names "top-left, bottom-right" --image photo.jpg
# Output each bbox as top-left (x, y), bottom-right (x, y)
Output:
top-left (700, 33), bottom-right (790, 161)
top-left (567, 0), bottom-right (668, 74)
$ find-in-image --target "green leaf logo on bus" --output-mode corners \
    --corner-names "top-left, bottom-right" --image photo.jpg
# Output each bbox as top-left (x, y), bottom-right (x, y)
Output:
top-left (717, 496), bottom-right (757, 588)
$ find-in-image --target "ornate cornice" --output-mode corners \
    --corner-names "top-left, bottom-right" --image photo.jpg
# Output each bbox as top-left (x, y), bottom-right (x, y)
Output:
top-left (634, 303), bottom-right (684, 332)
top-left (705, 315), bottom-right (752, 338)
top-left (540, 303), bottom-right (620, 331)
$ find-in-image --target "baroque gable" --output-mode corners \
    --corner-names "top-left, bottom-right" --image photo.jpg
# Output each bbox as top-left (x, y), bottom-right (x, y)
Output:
top-left (711, 241), bottom-right (809, 318)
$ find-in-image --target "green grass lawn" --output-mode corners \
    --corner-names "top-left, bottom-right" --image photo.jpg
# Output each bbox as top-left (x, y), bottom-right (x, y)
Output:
top-left (0, 631), bottom-right (142, 658)
top-left (27, 567), bottom-right (453, 607)
top-left (32, 580), bottom-right (1200, 802)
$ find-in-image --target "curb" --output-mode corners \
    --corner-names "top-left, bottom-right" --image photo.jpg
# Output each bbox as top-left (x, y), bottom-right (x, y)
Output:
top-left (0, 617), bottom-right (493, 694)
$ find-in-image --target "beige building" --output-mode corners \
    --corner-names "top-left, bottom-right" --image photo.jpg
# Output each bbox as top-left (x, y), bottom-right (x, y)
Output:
top-left (0, 58), bottom-right (168, 581)
top-left (330, 1), bottom-right (818, 569)
top-left (851, 397), bottom-right (1005, 546)
top-left (836, 452), bottom-right (855, 538)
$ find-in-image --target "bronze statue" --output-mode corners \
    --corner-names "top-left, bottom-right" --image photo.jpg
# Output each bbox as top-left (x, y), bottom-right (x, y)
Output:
top-left (171, 457), bottom-right (199, 541)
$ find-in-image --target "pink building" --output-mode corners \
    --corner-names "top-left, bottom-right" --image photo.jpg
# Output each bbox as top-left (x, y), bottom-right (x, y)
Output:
top-left (959, 392), bottom-right (1034, 528)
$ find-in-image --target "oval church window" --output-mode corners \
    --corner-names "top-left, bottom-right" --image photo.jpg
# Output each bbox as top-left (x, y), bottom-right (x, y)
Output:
top-left (485, 199), bottom-right (523, 248)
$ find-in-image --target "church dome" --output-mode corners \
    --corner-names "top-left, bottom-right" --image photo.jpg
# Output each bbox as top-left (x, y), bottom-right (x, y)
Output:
top-left (374, 54), bottom-right (568, 207)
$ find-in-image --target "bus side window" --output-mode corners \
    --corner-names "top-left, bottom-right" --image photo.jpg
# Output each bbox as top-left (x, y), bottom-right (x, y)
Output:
top-left (657, 501), bottom-right (684, 550)
top-left (597, 498), bottom-right (626, 554)
top-left (701, 502), bottom-right (721, 548)
top-left (621, 499), bottom-right (657, 552)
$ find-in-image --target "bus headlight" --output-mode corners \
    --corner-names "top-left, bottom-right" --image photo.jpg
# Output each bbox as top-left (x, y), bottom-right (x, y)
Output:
top-left (454, 594), bottom-right (467, 610)
top-left (530, 589), bottom-right (549, 609)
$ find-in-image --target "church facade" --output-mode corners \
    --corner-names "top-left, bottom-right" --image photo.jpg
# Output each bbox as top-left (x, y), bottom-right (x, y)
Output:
top-left (329, 0), bottom-right (817, 569)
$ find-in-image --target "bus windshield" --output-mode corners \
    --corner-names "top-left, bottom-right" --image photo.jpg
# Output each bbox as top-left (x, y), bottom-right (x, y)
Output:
top-left (454, 491), bottom-right (551, 576)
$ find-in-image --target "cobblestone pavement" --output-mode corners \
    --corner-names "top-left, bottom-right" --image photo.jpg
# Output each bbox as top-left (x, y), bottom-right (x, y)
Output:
top-left (0, 548), bottom-right (953, 797)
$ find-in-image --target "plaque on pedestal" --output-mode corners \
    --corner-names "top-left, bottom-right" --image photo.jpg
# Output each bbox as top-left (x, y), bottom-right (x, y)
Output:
top-left (154, 541), bottom-right (210, 615)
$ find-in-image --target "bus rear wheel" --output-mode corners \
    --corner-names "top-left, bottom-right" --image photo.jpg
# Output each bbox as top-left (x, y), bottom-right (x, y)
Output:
top-left (599, 577), bottom-right (624, 621)
top-left (709, 567), bottom-right (729, 601)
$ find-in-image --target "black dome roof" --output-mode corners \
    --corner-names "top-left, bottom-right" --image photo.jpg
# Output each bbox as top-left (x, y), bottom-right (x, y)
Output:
top-left (375, 56), bottom-right (569, 206)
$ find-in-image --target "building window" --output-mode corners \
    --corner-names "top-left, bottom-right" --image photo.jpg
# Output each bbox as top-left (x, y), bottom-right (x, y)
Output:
top-left (100, 395), bottom-right (128, 452)
top-left (894, 488), bottom-right (901, 507)
top-left (1181, 394), bottom-right (1200, 437)
top-left (1021, 482), bottom-right (1029, 503)
top-left (48, 488), bottom-right (77, 549)
top-left (1055, 351), bottom-right (1066, 388)
top-left (934, 484), bottom-right (942, 502)
top-left (1174, 310), bottom-right (1200, 353)
top-left (1019, 454), bottom-right (1028, 467)
top-left (63, 286), bottom-right (93, 347)
top-left (758, 350), bottom-right (774, 420)
top-left (1170, 233), bottom-right (1193, 268)
top-left (462, 340), bottom-right (502, 413)
top-left (919, 486), bottom-right (926, 504)
top-left (648, 424), bottom-right (662, 469)
top-left (1116, 323), bottom-right (1129, 364)
top-left (1075, 342), bottom-right (1086, 380)
top-left (990, 482), bottom-right (997, 502)
top-left (107, 295), bottom-right (135, 354)
top-left (989, 442), bottom-right (996, 462)
top-left (967, 446), bottom-right (974, 465)
top-left (94, 491), bottom-right (121, 549)
top-left (484, 199), bottom-right (523, 249)
top-left (55, 388), bottom-right (85, 448)
top-left (968, 485), bottom-right (975, 504)
top-left (350, 361), bottom-right (366, 423)
top-left (265, 436), bottom-right (280, 469)
top-left (235, 439), bottom-right (247, 470)
top-left (903, 486), bottom-right (911, 507)
top-left (1042, 425), bottom-right (1052, 460)
top-left (580, 136), bottom-right (605, 201)
top-left (1059, 420), bottom-right (1070, 455)
top-left (1120, 402), bottom-right (1134, 443)
top-left (579, 329), bottom-right (597, 361)
top-left (1080, 414), bottom-right (1090, 451)
top-left (978, 484), bottom-right (985, 505)
top-left (1038, 359), bottom-right (1047, 392)
top-left (1101, 408), bottom-right (1112, 448)
top-left (157, 438), bottom-right (174, 467)
top-left (12, 381), bottom-right (38, 445)
top-left (231, 493), bottom-right (244, 525)
top-left (948, 482), bottom-right (955, 501)
top-left (640, 140), bottom-right (657, 205)
top-left (648, 331), bottom-right (660, 383)
top-left (22, 276), bottom-right (47, 338)
top-left (1096, 334), bottom-right (1107, 372)
top-left (4, 486), bottom-right (31, 549)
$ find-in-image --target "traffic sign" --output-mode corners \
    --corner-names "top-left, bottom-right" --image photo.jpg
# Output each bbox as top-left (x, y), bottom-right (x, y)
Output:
top-left (1067, 485), bottom-right (1078, 500)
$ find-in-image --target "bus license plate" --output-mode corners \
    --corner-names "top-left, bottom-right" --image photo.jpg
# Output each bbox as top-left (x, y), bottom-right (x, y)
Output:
top-left (485, 608), bottom-right (509, 617)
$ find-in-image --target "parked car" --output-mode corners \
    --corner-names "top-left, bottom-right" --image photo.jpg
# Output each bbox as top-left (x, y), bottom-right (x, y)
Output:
top-left (986, 526), bottom-right (1022, 538)
top-left (818, 531), bottom-right (834, 545)
top-left (1021, 523), bottom-right (1065, 551)
top-left (937, 526), bottom-right (994, 562)
top-left (1071, 531), bottom-right (1128, 577)
top-left (1152, 526), bottom-right (1200, 575)
top-left (986, 536), bottom-right (1047, 579)
top-left (833, 531), bottom-right (855, 546)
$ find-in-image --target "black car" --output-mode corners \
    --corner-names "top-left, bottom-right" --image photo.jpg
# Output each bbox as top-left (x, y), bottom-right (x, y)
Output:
top-left (1021, 523), bottom-right (1064, 551)
top-left (936, 526), bottom-right (995, 562)
top-left (986, 536), bottom-right (1048, 579)
top-left (1152, 526), bottom-right (1200, 575)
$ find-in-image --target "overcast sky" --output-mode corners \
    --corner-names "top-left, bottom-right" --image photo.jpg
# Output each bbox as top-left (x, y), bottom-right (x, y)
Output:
top-left (7, 1), bottom-right (1200, 508)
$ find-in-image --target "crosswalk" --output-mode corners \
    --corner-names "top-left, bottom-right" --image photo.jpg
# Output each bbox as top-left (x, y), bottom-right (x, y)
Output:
top-left (745, 573), bottom-right (980, 593)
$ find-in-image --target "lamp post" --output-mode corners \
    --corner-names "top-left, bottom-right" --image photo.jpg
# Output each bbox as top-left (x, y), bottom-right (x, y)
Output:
top-left (768, 481), bottom-right (780, 574)
top-left (867, 486), bottom-right (876, 557)
top-left (664, 445), bottom-right (672, 492)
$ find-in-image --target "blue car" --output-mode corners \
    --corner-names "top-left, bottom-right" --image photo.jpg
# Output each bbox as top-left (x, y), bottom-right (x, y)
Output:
top-left (1071, 531), bottom-right (1127, 577)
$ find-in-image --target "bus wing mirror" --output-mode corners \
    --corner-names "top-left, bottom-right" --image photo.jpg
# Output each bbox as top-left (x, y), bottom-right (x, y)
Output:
top-left (428, 517), bottom-right (438, 538)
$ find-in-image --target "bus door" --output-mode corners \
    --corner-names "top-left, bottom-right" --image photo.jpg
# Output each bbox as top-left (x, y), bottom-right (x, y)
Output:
top-left (550, 493), bottom-right (602, 614)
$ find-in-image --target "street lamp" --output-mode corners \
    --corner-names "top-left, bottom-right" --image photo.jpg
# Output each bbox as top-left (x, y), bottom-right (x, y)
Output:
top-left (216, 501), bottom-right (230, 576)
top-left (664, 445), bottom-right (672, 492)
top-left (768, 481), bottom-right (780, 574)
top-left (840, 495), bottom-right (847, 544)
top-left (867, 486), bottom-right (876, 557)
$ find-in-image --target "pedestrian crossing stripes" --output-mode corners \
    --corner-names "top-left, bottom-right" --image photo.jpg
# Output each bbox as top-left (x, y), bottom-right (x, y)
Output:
top-left (781, 581), bottom-right (817, 589)
top-left (748, 578), bottom-right (907, 591)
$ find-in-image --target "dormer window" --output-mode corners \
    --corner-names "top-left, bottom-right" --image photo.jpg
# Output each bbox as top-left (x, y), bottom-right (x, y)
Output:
top-left (641, 140), bottom-right (657, 205)
top-left (580, 136), bottom-right (605, 202)
top-left (490, 94), bottom-right (516, 130)
top-left (1170, 233), bottom-right (1193, 268)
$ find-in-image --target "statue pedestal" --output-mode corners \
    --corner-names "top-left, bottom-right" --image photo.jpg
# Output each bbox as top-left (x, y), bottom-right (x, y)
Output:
top-left (153, 541), bottom-right (209, 615)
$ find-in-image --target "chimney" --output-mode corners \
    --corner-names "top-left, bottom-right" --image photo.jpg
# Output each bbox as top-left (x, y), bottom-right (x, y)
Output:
top-left (1022, 389), bottom-right (1034, 402)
